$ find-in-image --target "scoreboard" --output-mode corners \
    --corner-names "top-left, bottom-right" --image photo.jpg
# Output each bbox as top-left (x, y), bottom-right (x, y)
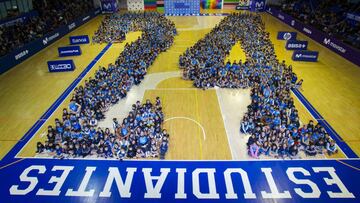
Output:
top-left (164, 0), bottom-right (200, 15)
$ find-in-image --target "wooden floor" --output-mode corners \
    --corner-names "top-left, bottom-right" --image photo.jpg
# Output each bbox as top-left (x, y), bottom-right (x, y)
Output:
top-left (0, 11), bottom-right (358, 160)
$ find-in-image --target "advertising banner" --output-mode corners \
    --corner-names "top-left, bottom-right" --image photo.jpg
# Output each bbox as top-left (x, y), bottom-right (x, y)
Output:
top-left (69, 35), bottom-right (90, 45)
top-left (164, 0), bottom-right (200, 15)
top-left (0, 158), bottom-right (359, 203)
top-left (266, 7), bottom-right (360, 67)
top-left (286, 40), bottom-right (308, 50)
top-left (292, 50), bottom-right (319, 62)
top-left (249, 0), bottom-right (266, 12)
top-left (277, 31), bottom-right (297, 40)
top-left (47, 60), bottom-right (76, 72)
top-left (58, 46), bottom-right (82, 57)
top-left (101, 0), bottom-right (118, 13)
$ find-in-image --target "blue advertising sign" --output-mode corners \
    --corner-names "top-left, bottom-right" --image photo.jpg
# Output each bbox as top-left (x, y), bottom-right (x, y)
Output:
top-left (286, 40), bottom-right (308, 50)
top-left (266, 7), bottom-right (360, 67)
top-left (0, 9), bottom-right (100, 74)
top-left (277, 31), bottom-right (297, 40)
top-left (164, 0), bottom-right (200, 15)
top-left (0, 158), bottom-right (359, 203)
top-left (101, 0), bottom-right (118, 13)
top-left (69, 35), bottom-right (90, 45)
top-left (58, 46), bottom-right (82, 57)
top-left (292, 50), bottom-right (319, 62)
top-left (250, 0), bottom-right (266, 12)
top-left (47, 60), bottom-right (76, 72)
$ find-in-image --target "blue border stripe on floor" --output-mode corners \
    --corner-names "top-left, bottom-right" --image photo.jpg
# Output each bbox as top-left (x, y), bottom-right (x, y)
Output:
top-left (292, 88), bottom-right (358, 158)
top-left (1, 43), bottom-right (113, 162)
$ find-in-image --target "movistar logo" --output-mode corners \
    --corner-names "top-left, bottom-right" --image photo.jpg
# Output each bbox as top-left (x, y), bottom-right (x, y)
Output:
top-left (323, 38), bottom-right (330, 45)
top-left (255, 1), bottom-right (264, 8)
top-left (103, 3), bottom-right (111, 10)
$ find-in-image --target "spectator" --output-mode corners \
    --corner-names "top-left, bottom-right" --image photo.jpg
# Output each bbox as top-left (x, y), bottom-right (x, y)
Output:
top-left (0, 0), bottom-right (94, 56)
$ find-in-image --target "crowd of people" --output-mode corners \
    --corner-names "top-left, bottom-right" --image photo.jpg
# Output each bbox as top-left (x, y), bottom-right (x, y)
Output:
top-left (92, 12), bottom-right (177, 44)
top-left (180, 13), bottom-right (338, 159)
top-left (279, 0), bottom-right (360, 49)
top-left (0, 0), bottom-right (94, 57)
top-left (36, 12), bottom-right (176, 159)
top-left (36, 98), bottom-right (170, 159)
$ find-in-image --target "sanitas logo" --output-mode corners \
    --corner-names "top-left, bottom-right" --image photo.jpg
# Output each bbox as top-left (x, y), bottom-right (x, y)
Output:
top-left (14, 50), bottom-right (29, 60)
top-left (72, 38), bottom-right (87, 43)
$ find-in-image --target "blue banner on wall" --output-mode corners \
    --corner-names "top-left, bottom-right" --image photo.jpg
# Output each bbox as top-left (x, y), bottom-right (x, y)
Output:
top-left (277, 31), bottom-right (297, 40)
top-left (101, 0), bottom-right (118, 13)
top-left (47, 60), bottom-right (76, 72)
top-left (266, 7), bottom-right (360, 67)
top-left (286, 40), bottom-right (308, 50)
top-left (69, 35), bottom-right (90, 45)
top-left (292, 50), bottom-right (319, 62)
top-left (250, 0), bottom-right (266, 12)
top-left (165, 0), bottom-right (200, 15)
top-left (0, 8), bottom-right (100, 74)
top-left (58, 46), bottom-right (82, 57)
top-left (0, 158), bottom-right (359, 203)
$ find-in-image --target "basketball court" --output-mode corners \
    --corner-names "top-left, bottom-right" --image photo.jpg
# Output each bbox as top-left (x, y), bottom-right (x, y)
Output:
top-left (0, 2), bottom-right (359, 203)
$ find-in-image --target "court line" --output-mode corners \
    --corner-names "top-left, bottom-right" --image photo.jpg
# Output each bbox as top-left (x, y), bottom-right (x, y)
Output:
top-left (336, 160), bottom-right (360, 171)
top-left (1, 43), bottom-right (113, 162)
top-left (164, 116), bottom-right (206, 140)
top-left (0, 158), bottom-right (24, 170)
top-left (194, 90), bottom-right (204, 159)
top-left (214, 88), bottom-right (236, 160)
top-left (292, 88), bottom-right (358, 158)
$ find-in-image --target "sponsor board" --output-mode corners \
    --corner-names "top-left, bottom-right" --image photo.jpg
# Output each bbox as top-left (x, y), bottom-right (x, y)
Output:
top-left (58, 46), bottom-right (82, 57)
top-left (69, 35), bottom-right (90, 45)
top-left (323, 38), bottom-right (346, 53)
top-left (47, 60), bottom-right (76, 72)
top-left (43, 32), bottom-right (60, 45)
top-left (101, 0), bottom-right (118, 13)
top-left (14, 50), bottom-right (29, 60)
top-left (0, 158), bottom-right (359, 203)
top-left (292, 50), bottom-right (319, 62)
top-left (250, 0), bottom-right (266, 12)
top-left (165, 0), bottom-right (200, 15)
top-left (286, 40), bottom-right (308, 50)
top-left (267, 7), bottom-right (360, 67)
top-left (277, 31), bottom-right (297, 40)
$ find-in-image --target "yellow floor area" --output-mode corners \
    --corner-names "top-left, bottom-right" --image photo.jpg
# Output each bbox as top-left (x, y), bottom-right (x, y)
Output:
top-left (143, 89), bottom-right (231, 160)
top-left (261, 13), bottom-right (360, 156)
top-left (0, 11), bottom-right (358, 160)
